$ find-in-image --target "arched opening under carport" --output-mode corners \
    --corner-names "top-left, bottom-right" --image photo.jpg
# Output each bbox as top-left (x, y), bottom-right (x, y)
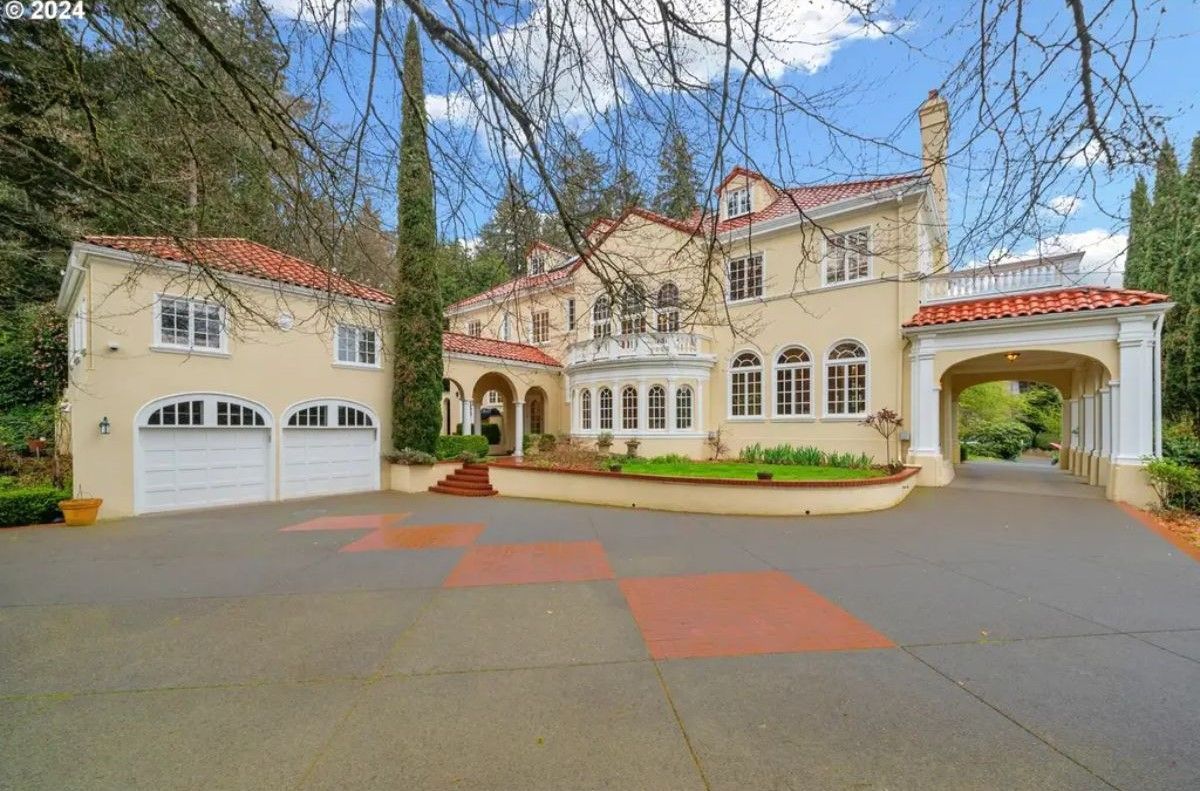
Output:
top-left (470, 371), bottom-right (519, 456)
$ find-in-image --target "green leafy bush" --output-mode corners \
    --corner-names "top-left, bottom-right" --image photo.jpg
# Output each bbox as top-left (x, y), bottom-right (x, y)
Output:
top-left (0, 486), bottom-right (70, 528)
top-left (389, 448), bottom-right (436, 465)
top-left (435, 434), bottom-right (488, 460)
top-left (963, 420), bottom-right (1034, 460)
top-left (0, 402), bottom-right (57, 454)
top-left (1145, 457), bottom-right (1200, 510)
top-left (0, 304), bottom-right (67, 411)
top-left (481, 423), bottom-right (501, 445)
top-left (648, 454), bottom-right (690, 464)
top-left (1163, 420), bottom-right (1200, 467)
top-left (537, 433), bottom-right (557, 452)
top-left (738, 443), bottom-right (871, 468)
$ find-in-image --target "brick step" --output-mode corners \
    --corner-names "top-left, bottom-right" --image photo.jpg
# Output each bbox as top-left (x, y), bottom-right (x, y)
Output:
top-left (461, 462), bottom-right (491, 472)
top-left (441, 475), bottom-right (494, 489)
top-left (450, 469), bottom-right (490, 480)
top-left (428, 484), bottom-right (497, 497)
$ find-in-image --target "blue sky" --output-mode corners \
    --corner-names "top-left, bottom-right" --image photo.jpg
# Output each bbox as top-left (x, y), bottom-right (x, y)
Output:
top-left (275, 1), bottom-right (1200, 273)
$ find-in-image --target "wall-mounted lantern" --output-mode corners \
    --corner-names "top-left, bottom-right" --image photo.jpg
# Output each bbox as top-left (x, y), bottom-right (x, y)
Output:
top-left (98, 416), bottom-right (111, 435)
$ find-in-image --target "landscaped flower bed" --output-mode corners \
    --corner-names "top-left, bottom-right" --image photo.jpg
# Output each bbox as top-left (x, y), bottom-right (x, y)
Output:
top-left (616, 458), bottom-right (884, 482)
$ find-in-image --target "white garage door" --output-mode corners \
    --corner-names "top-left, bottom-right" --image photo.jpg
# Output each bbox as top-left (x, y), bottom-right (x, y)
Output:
top-left (137, 395), bottom-right (272, 513)
top-left (281, 400), bottom-right (379, 499)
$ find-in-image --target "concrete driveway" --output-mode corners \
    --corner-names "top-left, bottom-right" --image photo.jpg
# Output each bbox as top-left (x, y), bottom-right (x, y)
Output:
top-left (2, 464), bottom-right (1198, 790)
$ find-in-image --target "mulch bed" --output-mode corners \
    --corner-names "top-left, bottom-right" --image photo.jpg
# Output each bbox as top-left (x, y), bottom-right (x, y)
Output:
top-left (1154, 509), bottom-right (1200, 549)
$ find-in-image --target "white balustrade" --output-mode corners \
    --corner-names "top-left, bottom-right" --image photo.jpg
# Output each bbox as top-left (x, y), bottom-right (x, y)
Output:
top-left (565, 332), bottom-right (709, 366)
top-left (920, 253), bottom-right (1084, 304)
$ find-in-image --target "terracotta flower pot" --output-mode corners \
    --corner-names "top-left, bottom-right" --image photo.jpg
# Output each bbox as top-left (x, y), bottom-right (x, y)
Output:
top-left (59, 498), bottom-right (102, 527)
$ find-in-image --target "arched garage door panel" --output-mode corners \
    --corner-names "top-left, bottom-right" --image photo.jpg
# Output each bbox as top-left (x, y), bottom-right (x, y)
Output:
top-left (281, 400), bottom-right (379, 499)
top-left (137, 394), bottom-right (272, 513)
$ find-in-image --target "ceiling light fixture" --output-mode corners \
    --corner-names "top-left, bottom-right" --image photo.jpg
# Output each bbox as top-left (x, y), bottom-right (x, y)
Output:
top-left (1005, 352), bottom-right (1021, 362)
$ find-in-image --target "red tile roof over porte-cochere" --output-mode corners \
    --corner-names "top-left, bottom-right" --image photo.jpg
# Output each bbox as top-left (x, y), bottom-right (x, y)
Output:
top-left (83, 235), bottom-right (394, 304)
top-left (904, 287), bottom-right (1169, 328)
top-left (442, 332), bottom-right (562, 367)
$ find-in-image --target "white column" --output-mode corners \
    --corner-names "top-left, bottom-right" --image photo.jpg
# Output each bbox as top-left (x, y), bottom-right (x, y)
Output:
top-left (474, 401), bottom-right (483, 436)
top-left (1099, 387), bottom-right (1112, 459)
top-left (909, 348), bottom-right (940, 456)
top-left (1114, 317), bottom-right (1156, 463)
top-left (666, 378), bottom-right (677, 432)
top-left (694, 380), bottom-right (704, 433)
top-left (592, 386), bottom-right (601, 432)
top-left (463, 400), bottom-right (476, 434)
top-left (513, 399), bottom-right (525, 459)
top-left (1083, 394), bottom-right (1096, 456)
top-left (637, 381), bottom-right (648, 432)
top-left (1107, 382), bottom-right (1120, 461)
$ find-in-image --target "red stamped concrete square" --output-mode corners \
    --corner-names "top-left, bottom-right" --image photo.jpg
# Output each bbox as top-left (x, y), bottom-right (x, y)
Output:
top-left (339, 524), bottom-right (486, 553)
top-left (280, 513), bottom-right (410, 532)
top-left (619, 570), bottom-right (894, 660)
top-left (443, 541), bottom-right (614, 588)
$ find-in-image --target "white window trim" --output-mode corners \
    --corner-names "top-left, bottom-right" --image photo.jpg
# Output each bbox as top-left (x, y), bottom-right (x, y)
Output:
top-left (726, 348), bottom-right (765, 421)
top-left (332, 324), bottom-right (382, 370)
top-left (646, 383), bottom-right (668, 431)
top-left (565, 298), bottom-right (577, 331)
top-left (674, 384), bottom-right (695, 430)
top-left (771, 344), bottom-right (815, 419)
top-left (467, 319), bottom-right (483, 338)
top-left (820, 227), bottom-right (873, 288)
top-left (726, 253), bottom-right (765, 304)
top-left (725, 187), bottom-right (751, 219)
top-left (822, 338), bottom-right (871, 420)
top-left (151, 293), bottom-right (229, 356)
top-left (531, 310), bottom-right (551, 346)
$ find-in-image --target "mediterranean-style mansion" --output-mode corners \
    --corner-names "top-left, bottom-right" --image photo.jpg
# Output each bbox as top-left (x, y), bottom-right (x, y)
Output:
top-left (58, 91), bottom-right (1171, 517)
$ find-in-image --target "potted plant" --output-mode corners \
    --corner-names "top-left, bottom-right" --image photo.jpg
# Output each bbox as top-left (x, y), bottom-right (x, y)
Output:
top-left (597, 431), bottom-right (614, 453)
top-left (625, 438), bottom-right (641, 458)
top-left (756, 470), bottom-right (774, 481)
top-left (59, 485), bottom-right (102, 527)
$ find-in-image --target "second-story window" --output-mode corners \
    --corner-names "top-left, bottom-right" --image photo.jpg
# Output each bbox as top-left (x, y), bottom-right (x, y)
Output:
top-left (566, 298), bottom-right (576, 330)
top-left (656, 282), bottom-right (680, 332)
top-left (467, 320), bottom-right (483, 337)
top-left (336, 325), bottom-right (379, 367)
top-left (621, 286), bottom-right (646, 334)
top-left (592, 296), bottom-right (612, 338)
top-left (529, 252), bottom-right (545, 275)
top-left (727, 254), bottom-right (763, 302)
top-left (824, 228), bottom-right (871, 285)
top-left (156, 295), bottom-right (224, 351)
top-left (532, 310), bottom-right (550, 344)
top-left (500, 314), bottom-right (511, 340)
top-left (725, 187), bottom-right (751, 218)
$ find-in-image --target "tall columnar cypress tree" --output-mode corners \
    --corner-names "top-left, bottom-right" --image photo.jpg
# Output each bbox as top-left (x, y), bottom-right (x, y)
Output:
top-left (391, 19), bottom-right (444, 453)
top-left (652, 119), bottom-right (701, 220)
top-left (1180, 135), bottom-right (1200, 423)
top-left (1124, 176), bottom-right (1150, 290)
top-left (1146, 141), bottom-right (1181, 296)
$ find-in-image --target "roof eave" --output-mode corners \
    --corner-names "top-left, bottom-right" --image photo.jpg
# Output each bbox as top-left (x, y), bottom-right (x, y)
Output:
top-left (901, 300), bottom-right (1175, 334)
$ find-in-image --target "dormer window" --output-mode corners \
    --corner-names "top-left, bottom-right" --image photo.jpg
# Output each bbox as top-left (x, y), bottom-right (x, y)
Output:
top-left (529, 252), bottom-right (545, 275)
top-left (725, 187), bottom-right (751, 218)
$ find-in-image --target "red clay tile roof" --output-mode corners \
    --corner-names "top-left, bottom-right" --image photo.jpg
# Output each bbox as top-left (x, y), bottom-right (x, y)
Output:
top-left (442, 332), bottom-right (562, 367)
top-left (83, 236), bottom-right (393, 304)
top-left (904, 287), bottom-right (1169, 328)
top-left (717, 173), bottom-right (923, 233)
top-left (446, 259), bottom-right (583, 311)
top-left (715, 165), bottom-right (780, 195)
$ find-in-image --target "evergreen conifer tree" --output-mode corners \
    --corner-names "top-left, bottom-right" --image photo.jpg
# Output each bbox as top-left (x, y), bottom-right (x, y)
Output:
top-left (652, 120), bottom-right (701, 220)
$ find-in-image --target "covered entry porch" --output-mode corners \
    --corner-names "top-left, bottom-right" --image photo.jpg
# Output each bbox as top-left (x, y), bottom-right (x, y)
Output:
top-left (902, 288), bottom-right (1171, 507)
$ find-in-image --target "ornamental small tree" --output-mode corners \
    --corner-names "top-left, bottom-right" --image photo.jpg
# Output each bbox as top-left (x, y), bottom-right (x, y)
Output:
top-left (861, 408), bottom-right (903, 471)
top-left (391, 19), bottom-right (443, 454)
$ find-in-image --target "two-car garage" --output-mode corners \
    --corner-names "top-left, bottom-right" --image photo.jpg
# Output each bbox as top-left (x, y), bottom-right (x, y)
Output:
top-left (135, 393), bottom-right (380, 514)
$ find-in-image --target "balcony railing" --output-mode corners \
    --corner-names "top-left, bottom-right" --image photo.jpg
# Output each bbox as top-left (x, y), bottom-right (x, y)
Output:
top-left (920, 252), bottom-right (1087, 303)
top-left (565, 332), bottom-right (713, 367)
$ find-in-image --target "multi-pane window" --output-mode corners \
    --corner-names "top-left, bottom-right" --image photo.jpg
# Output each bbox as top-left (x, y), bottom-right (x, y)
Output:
top-left (598, 387), bottom-right (613, 429)
top-left (656, 283), bottom-right (680, 332)
top-left (580, 389), bottom-right (592, 430)
top-left (486, 390), bottom-right (501, 405)
top-left (147, 400), bottom-right (204, 426)
top-left (592, 297), bottom-right (612, 338)
top-left (566, 299), bottom-right (576, 330)
top-left (730, 351), bottom-right (763, 417)
top-left (675, 385), bottom-right (694, 429)
top-left (774, 346), bottom-right (813, 417)
top-left (288, 405), bottom-right (328, 426)
top-left (727, 254), bottom-right (763, 301)
top-left (336, 325), bottom-right (378, 366)
top-left (216, 400), bottom-right (266, 426)
top-left (621, 386), bottom-right (639, 430)
top-left (825, 341), bottom-right (868, 416)
top-left (647, 385), bottom-right (666, 429)
top-left (529, 398), bottom-right (545, 434)
top-left (824, 229), bottom-right (871, 284)
top-left (467, 320), bottom-right (483, 337)
top-left (532, 310), bottom-right (550, 344)
top-left (69, 298), bottom-right (87, 363)
top-left (157, 296), bottom-right (223, 350)
top-left (621, 286), bottom-right (646, 334)
top-left (337, 405), bottom-right (373, 427)
top-left (725, 187), bottom-right (751, 218)
top-left (529, 252), bottom-right (545, 275)
top-left (500, 314), bottom-right (511, 341)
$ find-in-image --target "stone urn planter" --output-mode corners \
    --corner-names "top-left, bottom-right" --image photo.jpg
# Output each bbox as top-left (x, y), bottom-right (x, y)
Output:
top-left (625, 439), bottom-right (641, 458)
top-left (59, 498), bottom-right (102, 527)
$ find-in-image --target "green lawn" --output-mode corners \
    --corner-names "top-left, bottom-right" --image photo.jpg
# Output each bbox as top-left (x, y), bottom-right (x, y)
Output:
top-left (612, 459), bottom-right (883, 481)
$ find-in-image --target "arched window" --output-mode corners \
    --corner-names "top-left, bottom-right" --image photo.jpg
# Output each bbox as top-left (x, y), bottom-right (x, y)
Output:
top-left (580, 389), bottom-right (592, 430)
top-left (825, 341), bottom-right (868, 416)
top-left (286, 399), bottom-right (375, 428)
top-left (675, 385), bottom-right (694, 430)
top-left (774, 346), bottom-right (813, 417)
top-left (592, 296), bottom-right (612, 338)
top-left (598, 387), bottom-right (613, 430)
top-left (621, 286), bottom-right (646, 334)
top-left (656, 283), bottom-right (680, 332)
top-left (142, 394), bottom-right (268, 428)
top-left (529, 397), bottom-right (544, 434)
top-left (729, 351), bottom-right (763, 417)
top-left (648, 385), bottom-right (666, 429)
top-left (621, 385), bottom-right (639, 430)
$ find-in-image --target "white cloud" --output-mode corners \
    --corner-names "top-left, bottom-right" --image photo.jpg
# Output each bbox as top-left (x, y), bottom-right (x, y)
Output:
top-left (425, 91), bottom-right (475, 124)
top-left (1046, 194), bottom-right (1082, 217)
top-left (426, 0), bottom-right (901, 125)
top-left (265, 0), bottom-right (372, 27)
top-left (1066, 139), bottom-right (1107, 169)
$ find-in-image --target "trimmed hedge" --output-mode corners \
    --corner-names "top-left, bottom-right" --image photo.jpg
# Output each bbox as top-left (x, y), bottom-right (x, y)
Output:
top-left (963, 420), bottom-right (1034, 460)
top-left (435, 434), bottom-right (488, 460)
top-left (481, 423), bottom-right (501, 445)
top-left (0, 486), bottom-right (70, 527)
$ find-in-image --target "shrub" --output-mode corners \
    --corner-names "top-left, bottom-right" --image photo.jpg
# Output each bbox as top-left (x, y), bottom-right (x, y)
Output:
top-left (456, 450), bottom-right (481, 463)
top-left (522, 433), bottom-right (540, 453)
top-left (537, 433), bottom-right (557, 452)
top-left (0, 475), bottom-right (14, 489)
top-left (435, 434), bottom-right (488, 460)
top-left (0, 304), bottom-right (67, 411)
top-left (1163, 420), bottom-right (1200, 467)
top-left (827, 451), bottom-right (874, 469)
top-left (0, 486), bottom-right (70, 528)
top-left (481, 423), bottom-right (502, 445)
top-left (963, 420), bottom-right (1034, 460)
top-left (389, 448), bottom-right (436, 465)
top-left (0, 402), bottom-right (57, 454)
top-left (1145, 457), bottom-right (1200, 511)
top-left (648, 454), bottom-right (690, 464)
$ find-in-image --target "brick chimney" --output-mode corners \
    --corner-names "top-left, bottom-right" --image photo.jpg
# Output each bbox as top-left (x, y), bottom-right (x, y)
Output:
top-left (918, 88), bottom-right (949, 225)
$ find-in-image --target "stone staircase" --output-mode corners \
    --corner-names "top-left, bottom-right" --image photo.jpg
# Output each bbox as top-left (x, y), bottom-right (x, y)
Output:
top-left (429, 462), bottom-right (497, 497)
